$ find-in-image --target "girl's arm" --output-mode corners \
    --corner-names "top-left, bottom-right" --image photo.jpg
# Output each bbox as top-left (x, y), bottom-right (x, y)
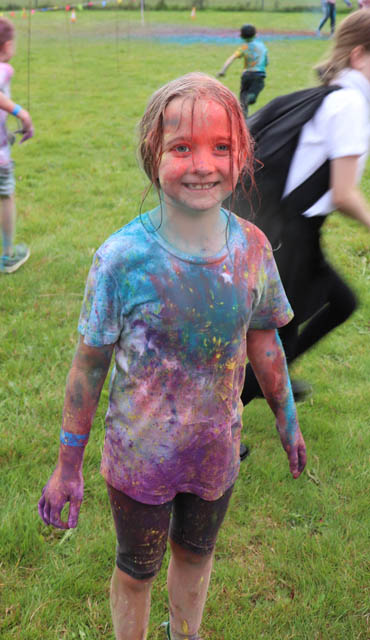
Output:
top-left (38, 337), bottom-right (114, 529)
top-left (331, 155), bottom-right (370, 230)
top-left (0, 92), bottom-right (34, 142)
top-left (246, 328), bottom-right (306, 479)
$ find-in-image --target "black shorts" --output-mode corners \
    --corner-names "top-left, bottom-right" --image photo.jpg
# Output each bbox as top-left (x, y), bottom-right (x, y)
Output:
top-left (240, 71), bottom-right (265, 105)
top-left (107, 483), bottom-right (234, 580)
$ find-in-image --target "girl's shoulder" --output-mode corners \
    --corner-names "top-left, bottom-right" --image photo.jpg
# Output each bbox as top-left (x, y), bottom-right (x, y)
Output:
top-left (229, 211), bottom-right (271, 251)
top-left (320, 86), bottom-right (367, 121)
top-left (0, 62), bottom-right (13, 87)
top-left (95, 214), bottom-right (153, 269)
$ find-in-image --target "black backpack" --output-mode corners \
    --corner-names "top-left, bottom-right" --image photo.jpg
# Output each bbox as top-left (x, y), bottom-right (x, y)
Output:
top-left (229, 85), bottom-right (341, 246)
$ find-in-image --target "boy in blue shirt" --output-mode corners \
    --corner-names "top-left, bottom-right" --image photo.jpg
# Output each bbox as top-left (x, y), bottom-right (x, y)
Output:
top-left (218, 24), bottom-right (268, 117)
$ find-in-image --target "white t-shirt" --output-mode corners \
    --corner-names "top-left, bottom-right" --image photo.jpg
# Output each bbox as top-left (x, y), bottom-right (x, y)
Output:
top-left (283, 69), bottom-right (370, 217)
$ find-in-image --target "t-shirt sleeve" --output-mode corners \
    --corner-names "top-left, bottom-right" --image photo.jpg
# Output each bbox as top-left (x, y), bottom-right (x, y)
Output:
top-left (249, 240), bottom-right (293, 330)
top-left (78, 252), bottom-right (123, 346)
top-left (234, 45), bottom-right (245, 59)
top-left (325, 90), bottom-right (369, 159)
top-left (0, 63), bottom-right (13, 92)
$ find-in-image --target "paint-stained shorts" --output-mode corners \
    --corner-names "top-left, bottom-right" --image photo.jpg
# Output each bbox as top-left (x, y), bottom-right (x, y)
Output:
top-left (0, 162), bottom-right (15, 196)
top-left (107, 483), bottom-right (234, 580)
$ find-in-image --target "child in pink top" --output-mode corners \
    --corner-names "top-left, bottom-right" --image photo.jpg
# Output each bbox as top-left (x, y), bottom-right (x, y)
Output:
top-left (0, 17), bottom-right (33, 274)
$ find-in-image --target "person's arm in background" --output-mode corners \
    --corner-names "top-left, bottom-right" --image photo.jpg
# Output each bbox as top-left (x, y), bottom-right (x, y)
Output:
top-left (247, 328), bottom-right (306, 479)
top-left (331, 155), bottom-right (370, 229)
top-left (217, 52), bottom-right (239, 77)
top-left (0, 92), bottom-right (33, 142)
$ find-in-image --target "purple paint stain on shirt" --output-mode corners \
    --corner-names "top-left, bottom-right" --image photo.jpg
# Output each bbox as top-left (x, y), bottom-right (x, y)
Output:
top-left (78, 209), bottom-right (293, 504)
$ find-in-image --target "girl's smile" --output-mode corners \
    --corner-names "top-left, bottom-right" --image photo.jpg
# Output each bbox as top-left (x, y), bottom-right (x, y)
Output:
top-left (158, 97), bottom-right (240, 217)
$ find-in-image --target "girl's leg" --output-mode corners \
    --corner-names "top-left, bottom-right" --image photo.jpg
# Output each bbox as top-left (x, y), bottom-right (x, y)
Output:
top-left (107, 484), bottom-right (172, 640)
top-left (1, 194), bottom-right (15, 256)
top-left (110, 567), bottom-right (154, 640)
top-left (167, 487), bottom-right (233, 640)
top-left (317, 2), bottom-right (330, 31)
top-left (240, 73), bottom-right (252, 117)
top-left (330, 4), bottom-right (336, 34)
top-left (294, 267), bottom-right (357, 359)
top-left (167, 541), bottom-right (213, 640)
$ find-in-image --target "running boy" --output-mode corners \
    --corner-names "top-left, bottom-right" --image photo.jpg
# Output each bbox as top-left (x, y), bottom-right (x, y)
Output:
top-left (38, 73), bottom-right (306, 640)
top-left (0, 17), bottom-right (33, 274)
top-left (217, 24), bottom-right (268, 117)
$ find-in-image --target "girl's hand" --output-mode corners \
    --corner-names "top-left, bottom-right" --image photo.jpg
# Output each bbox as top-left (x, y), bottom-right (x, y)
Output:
top-left (17, 108), bottom-right (34, 143)
top-left (277, 422), bottom-right (306, 479)
top-left (38, 458), bottom-right (84, 529)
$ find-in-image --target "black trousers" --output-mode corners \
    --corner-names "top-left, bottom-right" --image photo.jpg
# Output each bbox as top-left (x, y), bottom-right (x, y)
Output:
top-left (240, 71), bottom-right (265, 117)
top-left (241, 214), bottom-right (357, 405)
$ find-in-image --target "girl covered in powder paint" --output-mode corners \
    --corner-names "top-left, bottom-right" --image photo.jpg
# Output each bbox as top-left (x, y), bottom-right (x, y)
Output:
top-left (38, 73), bottom-right (306, 640)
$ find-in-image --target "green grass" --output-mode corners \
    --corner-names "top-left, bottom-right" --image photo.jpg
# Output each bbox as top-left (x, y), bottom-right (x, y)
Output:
top-left (1, 10), bottom-right (369, 640)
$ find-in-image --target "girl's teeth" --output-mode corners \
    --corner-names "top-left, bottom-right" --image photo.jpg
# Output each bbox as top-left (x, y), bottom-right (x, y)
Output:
top-left (188, 183), bottom-right (214, 190)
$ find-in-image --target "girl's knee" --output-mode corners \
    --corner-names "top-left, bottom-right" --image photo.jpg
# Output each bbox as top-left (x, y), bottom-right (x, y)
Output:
top-left (112, 566), bottom-right (156, 594)
top-left (169, 539), bottom-right (212, 566)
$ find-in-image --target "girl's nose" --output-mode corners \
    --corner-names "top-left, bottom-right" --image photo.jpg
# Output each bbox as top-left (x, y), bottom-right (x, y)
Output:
top-left (192, 149), bottom-right (214, 173)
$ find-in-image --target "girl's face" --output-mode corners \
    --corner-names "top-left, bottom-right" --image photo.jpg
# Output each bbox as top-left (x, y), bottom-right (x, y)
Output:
top-left (360, 50), bottom-right (370, 83)
top-left (1, 39), bottom-right (15, 62)
top-left (158, 97), bottom-right (241, 216)
top-left (351, 45), bottom-right (370, 83)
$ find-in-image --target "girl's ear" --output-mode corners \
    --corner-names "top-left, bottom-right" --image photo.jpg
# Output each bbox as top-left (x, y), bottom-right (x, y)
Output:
top-left (349, 45), bottom-right (366, 71)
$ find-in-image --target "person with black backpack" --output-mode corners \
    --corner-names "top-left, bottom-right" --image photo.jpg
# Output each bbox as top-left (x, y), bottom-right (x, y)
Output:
top-left (233, 10), bottom-right (370, 431)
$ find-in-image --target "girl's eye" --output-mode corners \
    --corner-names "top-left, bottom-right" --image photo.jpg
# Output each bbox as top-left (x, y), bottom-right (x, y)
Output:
top-left (173, 144), bottom-right (190, 153)
top-left (215, 143), bottom-right (230, 153)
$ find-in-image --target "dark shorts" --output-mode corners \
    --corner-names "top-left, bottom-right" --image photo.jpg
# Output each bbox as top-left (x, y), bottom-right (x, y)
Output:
top-left (107, 483), bottom-right (234, 580)
top-left (0, 162), bottom-right (15, 196)
top-left (240, 71), bottom-right (265, 105)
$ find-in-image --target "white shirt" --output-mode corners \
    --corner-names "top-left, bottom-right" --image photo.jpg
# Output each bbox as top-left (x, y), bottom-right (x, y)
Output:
top-left (0, 62), bottom-right (13, 167)
top-left (283, 69), bottom-right (370, 217)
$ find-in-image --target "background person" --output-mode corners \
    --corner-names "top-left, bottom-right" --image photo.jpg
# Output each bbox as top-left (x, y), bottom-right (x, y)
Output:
top-left (0, 17), bottom-right (34, 274)
top-left (241, 10), bottom-right (370, 408)
top-left (317, 0), bottom-right (352, 37)
top-left (217, 24), bottom-right (268, 117)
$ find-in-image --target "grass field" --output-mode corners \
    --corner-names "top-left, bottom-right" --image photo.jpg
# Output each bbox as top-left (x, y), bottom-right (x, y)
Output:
top-left (0, 9), bottom-right (369, 640)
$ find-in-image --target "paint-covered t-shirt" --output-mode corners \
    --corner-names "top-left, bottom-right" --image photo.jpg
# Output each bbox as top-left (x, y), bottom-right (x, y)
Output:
top-left (0, 62), bottom-right (13, 167)
top-left (234, 38), bottom-right (268, 74)
top-left (78, 209), bottom-right (292, 504)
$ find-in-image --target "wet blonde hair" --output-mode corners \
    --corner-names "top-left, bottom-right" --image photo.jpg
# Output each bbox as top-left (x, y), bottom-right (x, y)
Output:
top-left (316, 10), bottom-right (370, 84)
top-left (138, 72), bottom-right (254, 197)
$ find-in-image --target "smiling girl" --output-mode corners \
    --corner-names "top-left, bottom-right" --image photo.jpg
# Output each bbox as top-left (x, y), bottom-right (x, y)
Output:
top-left (38, 73), bottom-right (306, 640)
